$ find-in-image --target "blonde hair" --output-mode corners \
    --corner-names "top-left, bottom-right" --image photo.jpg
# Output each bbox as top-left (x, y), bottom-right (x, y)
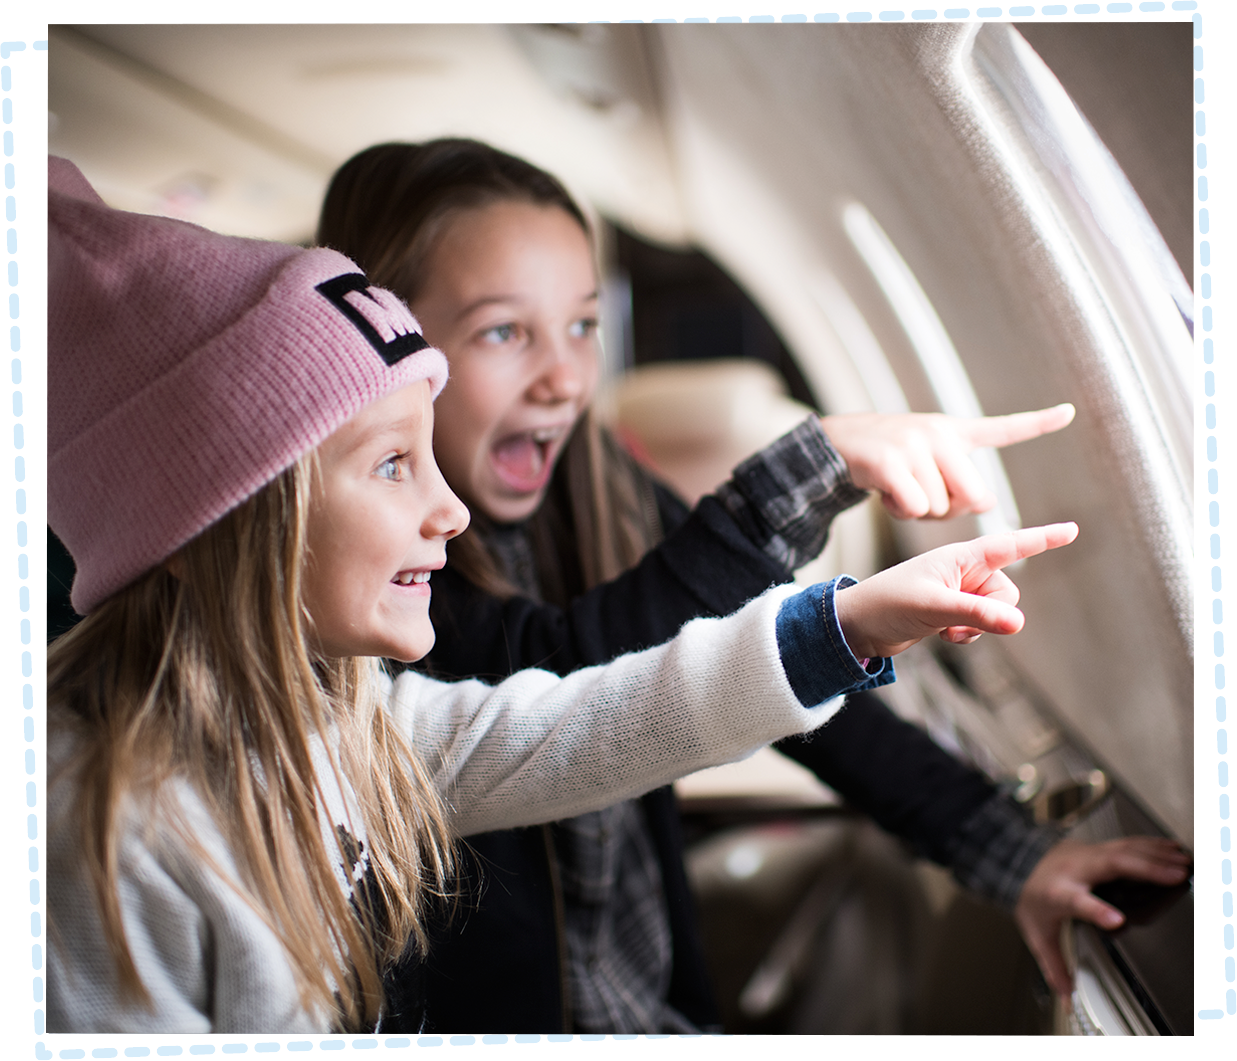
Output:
top-left (48, 454), bottom-right (455, 1031)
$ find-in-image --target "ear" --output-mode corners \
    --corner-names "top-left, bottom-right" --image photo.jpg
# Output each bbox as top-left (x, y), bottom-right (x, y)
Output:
top-left (163, 552), bottom-right (186, 581)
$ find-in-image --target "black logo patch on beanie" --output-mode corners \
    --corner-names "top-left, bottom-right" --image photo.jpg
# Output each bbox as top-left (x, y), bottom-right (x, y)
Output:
top-left (316, 273), bottom-right (430, 366)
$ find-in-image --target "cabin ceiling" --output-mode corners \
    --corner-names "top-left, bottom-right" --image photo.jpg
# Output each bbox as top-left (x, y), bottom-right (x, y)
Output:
top-left (48, 22), bottom-right (1188, 270)
top-left (48, 24), bottom-right (689, 246)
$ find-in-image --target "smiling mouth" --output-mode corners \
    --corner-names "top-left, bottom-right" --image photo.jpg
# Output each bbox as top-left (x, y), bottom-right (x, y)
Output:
top-left (392, 570), bottom-right (432, 586)
top-left (491, 425), bottom-right (568, 493)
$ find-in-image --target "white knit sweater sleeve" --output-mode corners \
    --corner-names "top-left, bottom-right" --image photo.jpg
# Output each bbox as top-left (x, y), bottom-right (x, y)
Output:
top-left (47, 583), bottom-right (854, 1033)
top-left (388, 584), bottom-right (844, 836)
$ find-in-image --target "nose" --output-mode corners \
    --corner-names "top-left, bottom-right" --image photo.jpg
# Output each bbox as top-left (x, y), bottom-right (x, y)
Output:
top-left (424, 457), bottom-right (471, 542)
top-left (525, 336), bottom-right (593, 406)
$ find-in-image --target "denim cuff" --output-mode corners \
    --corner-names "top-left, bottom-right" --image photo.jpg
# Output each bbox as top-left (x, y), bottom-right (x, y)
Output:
top-left (775, 576), bottom-right (895, 707)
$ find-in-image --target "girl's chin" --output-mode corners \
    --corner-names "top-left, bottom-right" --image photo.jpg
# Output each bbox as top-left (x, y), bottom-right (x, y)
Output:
top-left (386, 641), bottom-right (434, 664)
top-left (476, 482), bottom-right (549, 525)
top-left (377, 625), bottom-right (436, 664)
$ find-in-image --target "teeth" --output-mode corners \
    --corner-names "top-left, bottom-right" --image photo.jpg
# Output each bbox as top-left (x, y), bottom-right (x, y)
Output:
top-left (532, 426), bottom-right (564, 443)
top-left (393, 570), bottom-right (431, 585)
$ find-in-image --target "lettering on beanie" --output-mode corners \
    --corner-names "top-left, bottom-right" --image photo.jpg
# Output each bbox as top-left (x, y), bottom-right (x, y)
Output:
top-left (316, 273), bottom-right (431, 366)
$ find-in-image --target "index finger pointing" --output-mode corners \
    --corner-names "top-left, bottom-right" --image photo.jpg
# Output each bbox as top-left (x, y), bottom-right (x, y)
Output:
top-left (963, 404), bottom-right (1076, 449)
top-left (973, 522), bottom-right (1080, 571)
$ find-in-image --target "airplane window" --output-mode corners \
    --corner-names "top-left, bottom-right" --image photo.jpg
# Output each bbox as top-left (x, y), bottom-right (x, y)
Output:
top-left (959, 20), bottom-right (1212, 692)
top-left (842, 200), bottom-right (1023, 537)
top-left (969, 24), bottom-right (1192, 499)
top-left (806, 266), bottom-right (909, 418)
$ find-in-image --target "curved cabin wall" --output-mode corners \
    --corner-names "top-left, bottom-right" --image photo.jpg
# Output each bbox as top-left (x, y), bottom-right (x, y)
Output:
top-left (652, 23), bottom-right (1192, 844)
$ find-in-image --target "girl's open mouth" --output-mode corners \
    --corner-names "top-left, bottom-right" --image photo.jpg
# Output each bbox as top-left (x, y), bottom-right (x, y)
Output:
top-left (491, 426), bottom-right (567, 494)
top-left (391, 570), bottom-right (431, 586)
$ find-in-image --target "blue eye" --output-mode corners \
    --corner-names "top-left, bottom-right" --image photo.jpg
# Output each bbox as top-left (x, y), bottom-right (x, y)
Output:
top-left (482, 323), bottom-right (518, 344)
top-left (569, 317), bottom-right (598, 340)
top-left (376, 457), bottom-right (401, 481)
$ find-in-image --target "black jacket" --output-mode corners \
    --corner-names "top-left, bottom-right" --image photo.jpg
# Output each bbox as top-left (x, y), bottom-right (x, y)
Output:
top-left (394, 486), bottom-right (997, 1033)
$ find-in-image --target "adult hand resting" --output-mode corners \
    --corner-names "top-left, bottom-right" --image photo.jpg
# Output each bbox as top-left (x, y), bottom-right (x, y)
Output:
top-left (834, 522), bottom-right (1079, 660)
top-left (1014, 837), bottom-right (1192, 998)
top-left (820, 404), bottom-right (1076, 520)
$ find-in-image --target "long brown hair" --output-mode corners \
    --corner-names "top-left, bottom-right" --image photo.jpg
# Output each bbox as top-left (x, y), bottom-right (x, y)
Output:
top-left (49, 454), bottom-right (455, 1030)
top-left (317, 139), bottom-right (661, 599)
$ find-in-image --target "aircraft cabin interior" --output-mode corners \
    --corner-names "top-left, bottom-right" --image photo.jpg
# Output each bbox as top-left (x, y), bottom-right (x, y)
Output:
top-left (46, 20), bottom-right (1194, 1036)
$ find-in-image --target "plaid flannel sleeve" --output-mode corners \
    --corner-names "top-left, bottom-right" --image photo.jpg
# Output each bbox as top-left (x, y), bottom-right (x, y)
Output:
top-left (713, 415), bottom-right (871, 573)
top-left (947, 793), bottom-right (1064, 909)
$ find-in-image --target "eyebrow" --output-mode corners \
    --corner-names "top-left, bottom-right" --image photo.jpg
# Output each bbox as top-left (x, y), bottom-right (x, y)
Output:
top-left (338, 413), bottom-right (426, 457)
top-left (454, 289), bottom-right (600, 324)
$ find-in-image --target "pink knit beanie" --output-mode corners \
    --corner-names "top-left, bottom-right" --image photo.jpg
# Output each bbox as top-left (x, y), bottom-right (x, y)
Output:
top-left (49, 157), bottom-right (450, 614)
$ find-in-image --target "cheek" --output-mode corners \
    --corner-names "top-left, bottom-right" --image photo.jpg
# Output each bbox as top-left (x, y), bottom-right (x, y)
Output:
top-left (580, 352), bottom-right (601, 404)
top-left (437, 358), bottom-right (503, 437)
top-left (307, 500), bottom-right (390, 594)
top-left (303, 527), bottom-right (355, 609)
top-left (434, 372), bottom-right (510, 474)
top-left (299, 553), bottom-right (345, 645)
top-left (431, 398), bottom-right (478, 499)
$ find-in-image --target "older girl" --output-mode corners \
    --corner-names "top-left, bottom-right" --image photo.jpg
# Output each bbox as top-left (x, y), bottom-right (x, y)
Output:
top-left (317, 139), bottom-right (1189, 1032)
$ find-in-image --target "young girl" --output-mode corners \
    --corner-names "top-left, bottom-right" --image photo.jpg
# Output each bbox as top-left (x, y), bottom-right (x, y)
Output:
top-left (316, 139), bottom-right (1191, 1032)
top-left (46, 156), bottom-right (1083, 1035)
